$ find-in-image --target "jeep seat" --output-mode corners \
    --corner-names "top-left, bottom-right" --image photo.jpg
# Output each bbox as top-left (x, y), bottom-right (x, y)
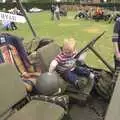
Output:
top-left (8, 100), bottom-right (64, 120)
top-left (0, 63), bottom-right (65, 120)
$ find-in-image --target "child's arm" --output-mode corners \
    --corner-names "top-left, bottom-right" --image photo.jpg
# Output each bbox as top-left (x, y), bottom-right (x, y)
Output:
top-left (49, 60), bottom-right (58, 73)
top-left (77, 52), bottom-right (87, 61)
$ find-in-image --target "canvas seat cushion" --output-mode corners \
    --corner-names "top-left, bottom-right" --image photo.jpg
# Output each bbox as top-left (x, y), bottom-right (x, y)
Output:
top-left (36, 42), bottom-right (61, 72)
top-left (8, 100), bottom-right (64, 120)
top-left (0, 63), bottom-right (26, 116)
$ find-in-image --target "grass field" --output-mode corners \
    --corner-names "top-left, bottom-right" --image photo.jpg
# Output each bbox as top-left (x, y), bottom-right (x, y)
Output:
top-left (0, 11), bottom-right (115, 71)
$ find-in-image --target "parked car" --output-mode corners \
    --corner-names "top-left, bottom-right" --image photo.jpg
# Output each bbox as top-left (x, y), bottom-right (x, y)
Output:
top-left (29, 7), bottom-right (43, 13)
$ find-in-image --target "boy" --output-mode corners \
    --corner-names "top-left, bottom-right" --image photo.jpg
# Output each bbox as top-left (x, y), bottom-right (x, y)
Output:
top-left (49, 38), bottom-right (95, 88)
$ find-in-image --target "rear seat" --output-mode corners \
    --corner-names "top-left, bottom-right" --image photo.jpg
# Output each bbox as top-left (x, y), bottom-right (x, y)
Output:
top-left (0, 63), bottom-right (65, 120)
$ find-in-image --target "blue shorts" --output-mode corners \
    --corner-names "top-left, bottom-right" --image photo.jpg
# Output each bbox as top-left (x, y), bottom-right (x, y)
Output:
top-left (63, 66), bottom-right (90, 84)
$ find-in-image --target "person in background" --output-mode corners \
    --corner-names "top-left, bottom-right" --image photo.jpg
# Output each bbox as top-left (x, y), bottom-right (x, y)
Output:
top-left (0, 33), bottom-right (40, 92)
top-left (50, 4), bottom-right (56, 20)
top-left (2, 20), bottom-right (11, 30)
top-left (54, 5), bottom-right (60, 20)
top-left (1, 8), bottom-right (11, 30)
top-left (8, 7), bottom-right (18, 30)
top-left (112, 17), bottom-right (120, 70)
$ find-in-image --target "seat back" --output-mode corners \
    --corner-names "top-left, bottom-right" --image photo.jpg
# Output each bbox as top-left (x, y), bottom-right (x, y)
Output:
top-left (0, 63), bottom-right (26, 117)
top-left (37, 42), bottom-right (61, 72)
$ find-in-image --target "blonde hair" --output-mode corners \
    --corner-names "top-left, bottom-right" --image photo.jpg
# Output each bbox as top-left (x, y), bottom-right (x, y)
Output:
top-left (63, 38), bottom-right (76, 53)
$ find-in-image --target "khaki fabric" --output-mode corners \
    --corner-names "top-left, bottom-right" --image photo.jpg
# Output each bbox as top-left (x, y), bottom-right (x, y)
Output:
top-left (0, 63), bottom-right (26, 116)
top-left (0, 64), bottom-right (65, 120)
top-left (37, 42), bottom-right (61, 72)
top-left (8, 100), bottom-right (64, 120)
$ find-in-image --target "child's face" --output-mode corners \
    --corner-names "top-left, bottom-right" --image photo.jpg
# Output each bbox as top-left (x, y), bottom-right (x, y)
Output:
top-left (63, 45), bottom-right (75, 55)
top-left (63, 38), bottom-right (76, 55)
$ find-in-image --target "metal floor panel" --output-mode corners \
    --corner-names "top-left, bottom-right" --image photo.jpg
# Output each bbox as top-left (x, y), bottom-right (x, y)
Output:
top-left (69, 94), bottom-right (108, 120)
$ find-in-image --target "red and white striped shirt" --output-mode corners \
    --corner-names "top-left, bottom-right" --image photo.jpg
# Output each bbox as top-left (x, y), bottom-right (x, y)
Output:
top-left (55, 51), bottom-right (77, 73)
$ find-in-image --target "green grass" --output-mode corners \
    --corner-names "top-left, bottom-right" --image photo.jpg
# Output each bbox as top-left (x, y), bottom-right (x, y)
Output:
top-left (0, 11), bottom-right (115, 71)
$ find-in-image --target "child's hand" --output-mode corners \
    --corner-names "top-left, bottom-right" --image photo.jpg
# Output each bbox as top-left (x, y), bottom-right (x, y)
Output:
top-left (22, 72), bottom-right (31, 78)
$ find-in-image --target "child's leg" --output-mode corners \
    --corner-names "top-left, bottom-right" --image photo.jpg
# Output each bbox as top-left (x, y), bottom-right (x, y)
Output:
top-left (63, 70), bottom-right (87, 89)
top-left (63, 70), bottom-right (78, 85)
top-left (75, 66), bottom-right (90, 77)
top-left (74, 66), bottom-right (95, 80)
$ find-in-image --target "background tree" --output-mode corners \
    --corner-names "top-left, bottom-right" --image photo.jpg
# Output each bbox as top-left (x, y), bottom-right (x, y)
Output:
top-left (23, 0), bottom-right (51, 2)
